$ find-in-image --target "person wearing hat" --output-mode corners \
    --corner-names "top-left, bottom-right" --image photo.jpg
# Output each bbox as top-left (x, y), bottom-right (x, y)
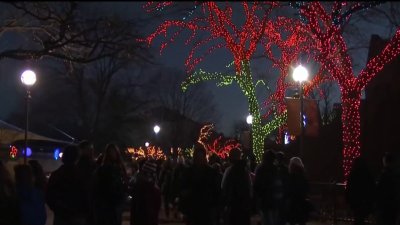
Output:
top-left (130, 159), bottom-right (161, 225)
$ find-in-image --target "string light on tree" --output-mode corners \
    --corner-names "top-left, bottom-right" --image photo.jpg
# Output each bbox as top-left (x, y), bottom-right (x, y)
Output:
top-left (207, 136), bottom-right (241, 159)
top-left (295, 1), bottom-right (400, 181)
top-left (142, 2), bottom-right (311, 162)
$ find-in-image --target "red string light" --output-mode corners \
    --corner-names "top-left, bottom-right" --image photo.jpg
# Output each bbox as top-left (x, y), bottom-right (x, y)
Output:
top-left (9, 145), bottom-right (18, 159)
top-left (198, 124), bottom-right (215, 150)
top-left (142, 2), bottom-right (296, 162)
top-left (142, 2), bottom-right (281, 74)
top-left (299, 2), bottom-right (400, 181)
top-left (207, 136), bottom-right (241, 159)
top-left (142, 2), bottom-right (327, 160)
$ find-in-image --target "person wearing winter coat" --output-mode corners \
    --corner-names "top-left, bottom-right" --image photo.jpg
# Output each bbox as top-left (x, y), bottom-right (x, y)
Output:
top-left (130, 159), bottom-right (162, 225)
top-left (287, 157), bottom-right (310, 225)
top-left (221, 148), bottom-right (252, 225)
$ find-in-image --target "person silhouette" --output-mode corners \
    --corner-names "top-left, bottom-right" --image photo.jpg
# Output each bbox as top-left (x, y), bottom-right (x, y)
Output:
top-left (345, 156), bottom-right (376, 225)
top-left (375, 152), bottom-right (400, 225)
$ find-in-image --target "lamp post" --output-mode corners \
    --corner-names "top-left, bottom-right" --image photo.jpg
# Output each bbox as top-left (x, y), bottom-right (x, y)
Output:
top-left (292, 65), bottom-right (308, 158)
top-left (21, 70), bottom-right (36, 164)
top-left (244, 114), bottom-right (253, 152)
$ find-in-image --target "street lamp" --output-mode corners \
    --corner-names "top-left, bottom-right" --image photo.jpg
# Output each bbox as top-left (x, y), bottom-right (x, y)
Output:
top-left (145, 142), bottom-right (150, 147)
top-left (246, 115), bottom-right (253, 125)
top-left (293, 65), bottom-right (308, 158)
top-left (153, 125), bottom-right (160, 134)
top-left (21, 70), bottom-right (36, 164)
top-left (153, 125), bottom-right (160, 148)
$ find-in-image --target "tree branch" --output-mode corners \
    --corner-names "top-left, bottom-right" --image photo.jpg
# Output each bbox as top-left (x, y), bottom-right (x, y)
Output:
top-left (181, 69), bottom-right (236, 92)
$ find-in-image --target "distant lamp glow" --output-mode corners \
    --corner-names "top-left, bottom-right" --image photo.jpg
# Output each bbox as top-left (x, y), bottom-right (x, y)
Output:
top-left (293, 65), bottom-right (309, 83)
top-left (153, 125), bottom-right (160, 134)
top-left (21, 70), bottom-right (37, 86)
top-left (54, 148), bottom-right (61, 160)
top-left (284, 132), bottom-right (290, 145)
top-left (59, 152), bottom-right (63, 158)
top-left (145, 142), bottom-right (150, 147)
top-left (303, 115), bottom-right (307, 127)
top-left (246, 115), bottom-right (253, 125)
top-left (22, 147), bottom-right (32, 157)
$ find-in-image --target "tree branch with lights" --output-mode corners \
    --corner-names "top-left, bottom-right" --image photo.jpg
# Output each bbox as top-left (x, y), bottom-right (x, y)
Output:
top-left (142, 2), bottom-right (326, 162)
top-left (181, 69), bottom-right (237, 91)
top-left (293, 1), bottom-right (400, 180)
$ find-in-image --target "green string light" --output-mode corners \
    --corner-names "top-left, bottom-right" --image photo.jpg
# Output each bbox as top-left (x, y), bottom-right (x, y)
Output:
top-left (182, 60), bottom-right (286, 163)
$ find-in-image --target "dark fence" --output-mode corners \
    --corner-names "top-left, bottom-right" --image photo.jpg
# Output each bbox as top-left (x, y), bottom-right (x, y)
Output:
top-left (308, 182), bottom-right (376, 224)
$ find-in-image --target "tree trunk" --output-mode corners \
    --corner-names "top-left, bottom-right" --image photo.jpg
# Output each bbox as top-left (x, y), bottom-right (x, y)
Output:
top-left (341, 90), bottom-right (362, 181)
top-left (240, 60), bottom-right (264, 163)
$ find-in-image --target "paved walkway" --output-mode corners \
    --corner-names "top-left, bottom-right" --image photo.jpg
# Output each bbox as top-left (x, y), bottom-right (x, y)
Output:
top-left (45, 206), bottom-right (353, 225)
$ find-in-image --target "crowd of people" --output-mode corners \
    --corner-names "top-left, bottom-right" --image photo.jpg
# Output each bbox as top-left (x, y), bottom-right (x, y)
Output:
top-left (0, 140), bottom-right (399, 225)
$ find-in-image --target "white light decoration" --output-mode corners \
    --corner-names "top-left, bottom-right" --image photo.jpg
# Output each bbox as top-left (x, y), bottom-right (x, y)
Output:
top-left (293, 65), bottom-right (309, 83)
top-left (145, 142), bottom-right (150, 147)
top-left (284, 131), bottom-right (290, 145)
top-left (21, 70), bottom-right (37, 86)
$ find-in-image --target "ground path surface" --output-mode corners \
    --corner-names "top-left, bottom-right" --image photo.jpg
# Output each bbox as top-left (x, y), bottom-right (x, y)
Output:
top-left (44, 206), bottom-right (353, 225)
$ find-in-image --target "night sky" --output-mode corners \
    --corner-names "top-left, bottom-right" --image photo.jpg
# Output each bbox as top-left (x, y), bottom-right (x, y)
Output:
top-left (0, 2), bottom-right (395, 136)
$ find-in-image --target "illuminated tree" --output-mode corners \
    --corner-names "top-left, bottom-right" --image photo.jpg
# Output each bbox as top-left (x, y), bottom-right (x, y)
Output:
top-left (293, 2), bottom-right (400, 180)
top-left (143, 2), bottom-right (311, 162)
top-left (260, 16), bottom-right (329, 144)
top-left (197, 124), bottom-right (241, 159)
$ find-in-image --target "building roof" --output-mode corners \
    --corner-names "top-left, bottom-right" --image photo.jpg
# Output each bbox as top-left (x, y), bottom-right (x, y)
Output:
top-left (0, 120), bottom-right (72, 145)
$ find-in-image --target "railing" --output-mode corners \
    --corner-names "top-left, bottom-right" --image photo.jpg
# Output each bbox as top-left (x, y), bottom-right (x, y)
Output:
top-left (308, 182), bottom-right (375, 224)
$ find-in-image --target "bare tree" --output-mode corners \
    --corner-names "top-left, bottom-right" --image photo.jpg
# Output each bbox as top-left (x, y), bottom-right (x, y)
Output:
top-left (309, 80), bottom-right (335, 125)
top-left (0, 2), bottom-right (150, 64)
top-left (150, 66), bottom-right (220, 124)
top-left (22, 61), bottom-right (153, 147)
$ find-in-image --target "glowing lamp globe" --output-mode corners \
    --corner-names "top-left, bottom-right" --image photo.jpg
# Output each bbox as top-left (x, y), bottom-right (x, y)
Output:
top-left (54, 148), bottom-right (61, 160)
top-left (22, 147), bottom-right (32, 157)
top-left (293, 65), bottom-right (308, 83)
top-left (21, 70), bottom-right (37, 86)
top-left (145, 142), bottom-right (150, 147)
top-left (246, 115), bottom-right (253, 125)
top-left (153, 125), bottom-right (160, 134)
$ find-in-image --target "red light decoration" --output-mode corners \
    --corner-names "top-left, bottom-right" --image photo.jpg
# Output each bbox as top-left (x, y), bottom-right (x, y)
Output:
top-left (197, 124), bottom-right (241, 159)
top-left (143, 2), bottom-right (281, 74)
top-left (142, 2), bottom-right (313, 162)
top-left (9, 145), bottom-right (18, 159)
top-left (207, 136), bottom-right (241, 159)
top-left (262, 16), bottom-right (312, 119)
top-left (198, 124), bottom-right (215, 150)
top-left (297, 2), bottom-right (400, 181)
top-left (143, 2), bottom-right (174, 13)
top-left (127, 145), bottom-right (166, 160)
